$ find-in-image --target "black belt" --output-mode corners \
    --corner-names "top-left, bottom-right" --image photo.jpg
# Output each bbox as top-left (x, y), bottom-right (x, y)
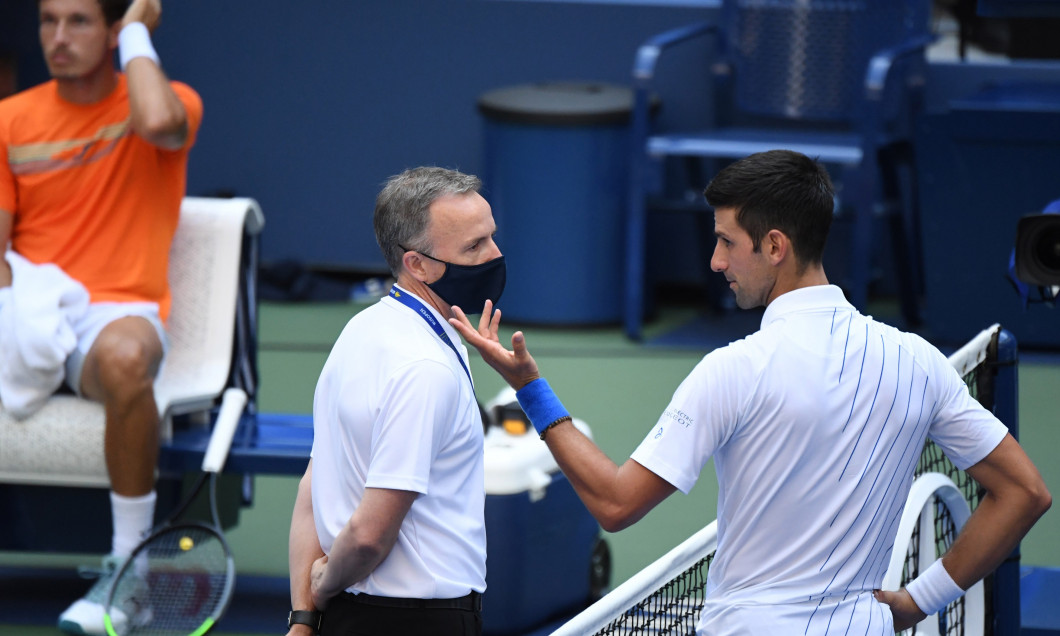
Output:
top-left (340, 590), bottom-right (482, 612)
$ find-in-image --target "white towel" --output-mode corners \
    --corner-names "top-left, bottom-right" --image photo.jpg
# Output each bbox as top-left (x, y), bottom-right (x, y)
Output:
top-left (0, 251), bottom-right (89, 419)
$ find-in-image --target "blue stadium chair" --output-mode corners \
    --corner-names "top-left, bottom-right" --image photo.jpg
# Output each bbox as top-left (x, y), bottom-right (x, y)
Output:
top-left (624, 0), bottom-right (935, 339)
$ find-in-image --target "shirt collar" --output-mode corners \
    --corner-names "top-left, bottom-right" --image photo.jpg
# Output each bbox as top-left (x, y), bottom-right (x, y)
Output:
top-left (389, 283), bottom-right (464, 344)
top-left (760, 284), bottom-right (853, 329)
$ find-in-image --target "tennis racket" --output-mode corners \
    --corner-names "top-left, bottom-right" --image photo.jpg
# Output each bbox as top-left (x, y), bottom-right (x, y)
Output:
top-left (104, 387), bottom-right (247, 636)
top-left (883, 472), bottom-right (985, 636)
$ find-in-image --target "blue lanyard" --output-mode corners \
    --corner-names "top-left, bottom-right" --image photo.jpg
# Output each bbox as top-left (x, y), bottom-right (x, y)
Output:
top-left (388, 286), bottom-right (474, 390)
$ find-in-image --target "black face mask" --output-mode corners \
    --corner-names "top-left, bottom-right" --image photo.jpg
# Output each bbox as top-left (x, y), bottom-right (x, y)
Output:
top-left (414, 251), bottom-right (506, 313)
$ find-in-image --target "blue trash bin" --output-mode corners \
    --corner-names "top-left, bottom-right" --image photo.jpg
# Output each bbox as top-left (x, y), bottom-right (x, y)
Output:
top-left (479, 82), bottom-right (632, 325)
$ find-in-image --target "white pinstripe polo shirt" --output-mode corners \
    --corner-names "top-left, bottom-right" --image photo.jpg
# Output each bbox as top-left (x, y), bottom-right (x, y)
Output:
top-left (631, 285), bottom-right (1007, 635)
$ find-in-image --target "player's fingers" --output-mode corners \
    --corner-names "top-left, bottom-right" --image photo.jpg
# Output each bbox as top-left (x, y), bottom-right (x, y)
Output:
top-left (872, 589), bottom-right (916, 627)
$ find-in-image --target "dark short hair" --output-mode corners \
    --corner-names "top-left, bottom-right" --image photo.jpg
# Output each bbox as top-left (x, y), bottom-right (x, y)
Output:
top-left (373, 167), bottom-right (482, 276)
top-left (99, 0), bottom-right (130, 25)
top-left (37, 0), bottom-right (129, 25)
top-left (704, 149), bottom-right (835, 268)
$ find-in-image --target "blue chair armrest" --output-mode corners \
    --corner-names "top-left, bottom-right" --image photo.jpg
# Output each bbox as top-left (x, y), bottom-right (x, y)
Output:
top-left (630, 20), bottom-right (719, 151)
top-left (856, 33), bottom-right (936, 144)
top-left (633, 21), bottom-right (717, 83)
top-left (864, 33), bottom-right (937, 100)
top-left (160, 412), bottom-right (313, 476)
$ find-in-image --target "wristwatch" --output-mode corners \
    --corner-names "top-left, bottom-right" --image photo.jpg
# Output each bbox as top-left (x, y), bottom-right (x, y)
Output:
top-left (288, 609), bottom-right (322, 632)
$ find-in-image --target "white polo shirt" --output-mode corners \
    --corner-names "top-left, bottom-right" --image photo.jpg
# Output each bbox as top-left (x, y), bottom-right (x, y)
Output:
top-left (310, 285), bottom-right (486, 599)
top-left (631, 285), bottom-right (1007, 635)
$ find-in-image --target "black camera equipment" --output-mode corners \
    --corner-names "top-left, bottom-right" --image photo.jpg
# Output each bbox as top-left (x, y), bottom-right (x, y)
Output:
top-left (1014, 213), bottom-right (1060, 287)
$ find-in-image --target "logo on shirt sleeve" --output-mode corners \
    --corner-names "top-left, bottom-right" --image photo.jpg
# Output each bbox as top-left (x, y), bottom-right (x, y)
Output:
top-left (662, 408), bottom-right (694, 429)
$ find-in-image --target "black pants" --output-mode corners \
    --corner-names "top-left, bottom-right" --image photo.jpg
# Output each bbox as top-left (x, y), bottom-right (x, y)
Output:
top-left (320, 592), bottom-right (482, 636)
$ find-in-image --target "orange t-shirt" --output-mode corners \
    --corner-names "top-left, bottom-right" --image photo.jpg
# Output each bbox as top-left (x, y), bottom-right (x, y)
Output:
top-left (0, 74), bottom-right (203, 321)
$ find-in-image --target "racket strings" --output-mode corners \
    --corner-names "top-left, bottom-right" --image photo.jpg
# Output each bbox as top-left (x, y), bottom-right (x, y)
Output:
top-left (111, 526), bottom-right (230, 635)
top-left (899, 502), bottom-right (966, 636)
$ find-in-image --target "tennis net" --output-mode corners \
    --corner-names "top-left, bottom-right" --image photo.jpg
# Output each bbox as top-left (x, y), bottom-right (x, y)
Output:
top-left (553, 324), bottom-right (1007, 636)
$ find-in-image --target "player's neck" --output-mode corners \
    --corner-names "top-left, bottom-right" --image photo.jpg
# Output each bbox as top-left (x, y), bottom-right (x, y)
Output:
top-left (768, 263), bottom-right (829, 305)
top-left (55, 64), bottom-right (118, 105)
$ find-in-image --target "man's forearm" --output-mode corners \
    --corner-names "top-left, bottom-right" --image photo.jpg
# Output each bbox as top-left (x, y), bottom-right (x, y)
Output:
top-left (313, 487), bottom-right (417, 603)
top-left (117, 8), bottom-right (188, 150)
top-left (289, 467), bottom-right (323, 612)
top-left (124, 54), bottom-right (188, 150)
top-left (543, 421), bottom-right (628, 529)
top-left (544, 421), bottom-right (675, 533)
top-left (0, 260), bottom-right (10, 288)
top-left (318, 527), bottom-right (388, 599)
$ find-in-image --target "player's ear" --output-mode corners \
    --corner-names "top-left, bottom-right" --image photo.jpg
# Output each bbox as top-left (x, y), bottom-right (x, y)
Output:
top-left (765, 229), bottom-right (788, 265)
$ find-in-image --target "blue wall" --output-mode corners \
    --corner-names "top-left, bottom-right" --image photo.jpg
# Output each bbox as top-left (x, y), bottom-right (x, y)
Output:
top-left (8, 0), bottom-right (1060, 333)
top-left (4, 0), bottom-right (714, 270)
top-left (115, 1), bottom-right (712, 270)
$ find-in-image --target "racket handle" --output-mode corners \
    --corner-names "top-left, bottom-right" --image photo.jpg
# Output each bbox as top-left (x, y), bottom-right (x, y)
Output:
top-left (202, 388), bottom-right (247, 473)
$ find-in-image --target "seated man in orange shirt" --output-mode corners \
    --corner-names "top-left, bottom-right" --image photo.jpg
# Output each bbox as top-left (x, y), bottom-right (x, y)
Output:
top-left (0, 0), bottom-right (202, 633)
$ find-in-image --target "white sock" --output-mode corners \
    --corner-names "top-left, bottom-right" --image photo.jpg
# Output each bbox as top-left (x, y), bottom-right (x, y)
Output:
top-left (110, 491), bottom-right (156, 558)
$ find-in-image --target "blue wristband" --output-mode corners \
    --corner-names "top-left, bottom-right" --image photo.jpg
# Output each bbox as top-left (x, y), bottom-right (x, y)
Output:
top-left (516, 378), bottom-right (570, 435)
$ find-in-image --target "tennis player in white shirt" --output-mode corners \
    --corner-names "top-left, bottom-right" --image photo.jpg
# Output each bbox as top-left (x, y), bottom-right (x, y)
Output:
top-left (450, 149), bottom-right (1050, 635)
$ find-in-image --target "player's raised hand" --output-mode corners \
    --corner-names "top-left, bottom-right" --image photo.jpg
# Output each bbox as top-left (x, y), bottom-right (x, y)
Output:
top-left (123, 0), bottom-right (162, 32)
top-left (449, 300), bottom-right (540, 390)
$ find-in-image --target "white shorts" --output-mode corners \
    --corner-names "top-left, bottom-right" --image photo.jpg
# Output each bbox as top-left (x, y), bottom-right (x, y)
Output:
top-left (64, 302), bottom-right (168, 396)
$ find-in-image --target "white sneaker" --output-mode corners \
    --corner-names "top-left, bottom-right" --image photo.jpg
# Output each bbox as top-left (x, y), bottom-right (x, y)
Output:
top-left (58, 556), bottom-right (151, 635)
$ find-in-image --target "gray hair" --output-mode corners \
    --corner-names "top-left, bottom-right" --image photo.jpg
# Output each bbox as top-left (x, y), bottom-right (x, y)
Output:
top-left (374, 167), bottom-right (482, 275)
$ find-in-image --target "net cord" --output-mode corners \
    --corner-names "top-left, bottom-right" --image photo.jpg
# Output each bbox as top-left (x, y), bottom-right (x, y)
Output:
top-left (947, 324), bottom-right (1000, 379)
top-left (551, 521), bottom-right (718, 636)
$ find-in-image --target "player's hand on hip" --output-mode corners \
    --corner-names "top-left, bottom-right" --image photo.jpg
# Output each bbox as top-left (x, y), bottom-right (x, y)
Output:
top-left (123, 0), bottom-right (162, 32)
top-left (449, 300), bottom-right (540, 390)
top-left (874, 588), bottom-right (927, 632)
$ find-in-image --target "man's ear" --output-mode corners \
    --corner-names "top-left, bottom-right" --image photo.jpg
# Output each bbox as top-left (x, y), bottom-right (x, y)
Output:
top-left (400, 248), bottom-right (421, 277)
top-left (402, 250), bottom-right (427, 281)
top-left (108, 21), bottom-right (122, 51)
top-left (765, 229), bottom-right (789, 266)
